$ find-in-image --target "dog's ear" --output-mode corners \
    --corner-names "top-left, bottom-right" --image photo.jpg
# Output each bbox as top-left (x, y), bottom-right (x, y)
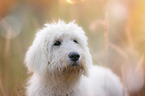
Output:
top-left (25, 34), bottom-right (48, 76)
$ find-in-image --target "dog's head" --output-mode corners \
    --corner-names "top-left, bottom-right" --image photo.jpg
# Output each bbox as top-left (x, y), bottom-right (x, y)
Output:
top-left (25, 20), bottom-right (92, 77)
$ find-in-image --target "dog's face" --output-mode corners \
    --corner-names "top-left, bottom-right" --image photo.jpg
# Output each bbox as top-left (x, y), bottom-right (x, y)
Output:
top-left (25, 20), bottom-right (92, 77)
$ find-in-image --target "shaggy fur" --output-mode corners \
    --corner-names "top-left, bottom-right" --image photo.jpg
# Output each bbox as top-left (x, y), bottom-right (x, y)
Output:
top-left (25, 20), bottom-right (128, 96)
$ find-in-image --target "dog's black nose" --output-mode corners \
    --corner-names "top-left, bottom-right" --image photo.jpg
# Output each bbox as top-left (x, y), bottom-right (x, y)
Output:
top-left (69, 52), bottom-right (80, 62)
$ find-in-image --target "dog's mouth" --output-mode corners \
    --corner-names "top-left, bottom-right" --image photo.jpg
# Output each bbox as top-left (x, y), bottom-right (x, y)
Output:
top-left (62, 62), bottom-right (84, 73)
top-left (69, 62), bottom-right (80, 67)
top-left (53, 61), bottom-right (87, 79)
top-left (54, 58), bottom-right (86, 77)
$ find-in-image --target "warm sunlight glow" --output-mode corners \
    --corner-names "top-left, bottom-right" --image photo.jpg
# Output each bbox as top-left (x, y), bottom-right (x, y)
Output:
top-left (66, 0), bottom-right (75, 4)
top-left (66, 0), bottom-right (84, 4)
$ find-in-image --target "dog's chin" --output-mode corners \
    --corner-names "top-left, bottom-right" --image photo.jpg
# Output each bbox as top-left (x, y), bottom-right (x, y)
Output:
top-left (58, 63), bottom-right (83, 80)
top-left (69, 62), bottom-right (81, 67)
top-left (49, 62), bottom-right (87, 80)
top-left (51, 62), bottom-right (86, 79)
top-left (61, 62), bottom-right (84, 75)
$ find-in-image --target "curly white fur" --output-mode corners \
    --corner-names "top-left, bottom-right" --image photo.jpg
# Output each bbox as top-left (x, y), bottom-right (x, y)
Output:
top-left (25, 20), bottom-right (128, 96)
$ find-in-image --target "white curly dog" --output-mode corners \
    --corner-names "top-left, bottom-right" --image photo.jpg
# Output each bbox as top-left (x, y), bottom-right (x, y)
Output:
top-left (25, 20), bottom-right (128, 96)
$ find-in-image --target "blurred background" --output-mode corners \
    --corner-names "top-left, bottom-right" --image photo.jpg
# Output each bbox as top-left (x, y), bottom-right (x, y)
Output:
top-left (0, 0), bottom-right (145, 96)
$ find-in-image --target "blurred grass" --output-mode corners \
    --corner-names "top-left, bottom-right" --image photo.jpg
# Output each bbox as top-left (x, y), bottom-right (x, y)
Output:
top-left (0, 0), bottom-right (145, 96)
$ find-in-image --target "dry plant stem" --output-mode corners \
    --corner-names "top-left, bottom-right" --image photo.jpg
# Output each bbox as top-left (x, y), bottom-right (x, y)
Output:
top-left (1, 19), bottom-right (12, 96)
top-left (0, 19), bottom-right (11, 60)
top-left (125, 17), bottom-right (134, 50)
top-left (104, 12), bottom-right (109, 51)
top-left (5, 31), bottom-right (11, 58)
top-left (0, 19), bottom-right (12, 59)
top-left (137, 55), bottom-right (144, 71)
top-left (0, 20), bottom-right (11, 58)
top-left (125, 26), bottom-right (134, 49)
top-left (4, 30), bottom-right (11, 85)
top-left (104, 12), bottom-right (109, 67)
top-left (103, 12), bottom-right (109, 91)
top-left (0, 76), bottom-right (7, 96)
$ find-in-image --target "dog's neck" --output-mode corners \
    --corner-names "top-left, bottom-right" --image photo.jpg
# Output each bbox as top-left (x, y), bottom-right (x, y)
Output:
top-left (42, 68), bottom-right (83, 95)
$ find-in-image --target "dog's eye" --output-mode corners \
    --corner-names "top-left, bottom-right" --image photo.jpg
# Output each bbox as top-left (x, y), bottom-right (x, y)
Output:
top-left (54, 41), bottom-right (61, 46)
top-left (73, 40), bottom-right (78, 44)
